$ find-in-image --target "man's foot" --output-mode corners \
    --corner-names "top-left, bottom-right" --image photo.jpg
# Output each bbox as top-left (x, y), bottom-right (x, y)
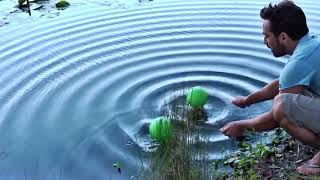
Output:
top-left (297, 152), bottom-right (320, 176)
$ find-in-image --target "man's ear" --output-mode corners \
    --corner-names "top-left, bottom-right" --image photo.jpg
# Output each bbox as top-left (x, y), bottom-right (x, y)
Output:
top-left (280, 32), bottom-right (290, 41)
top-left (280, 32), bottom-right (286, 40)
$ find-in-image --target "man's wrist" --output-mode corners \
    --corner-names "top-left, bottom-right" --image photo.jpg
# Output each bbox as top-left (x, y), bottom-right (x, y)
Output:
top-left (238, 119), bottom-right (251, 130)
top-left (244, 96), bottom-right (251, 106)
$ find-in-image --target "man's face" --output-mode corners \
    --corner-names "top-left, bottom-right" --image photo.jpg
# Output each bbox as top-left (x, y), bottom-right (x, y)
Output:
top-left (262, 20), bottom-right (287, 57)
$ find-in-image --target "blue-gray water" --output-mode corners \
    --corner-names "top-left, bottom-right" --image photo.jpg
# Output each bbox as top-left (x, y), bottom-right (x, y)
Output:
top-left (0, 0), bottom-right (320, 179)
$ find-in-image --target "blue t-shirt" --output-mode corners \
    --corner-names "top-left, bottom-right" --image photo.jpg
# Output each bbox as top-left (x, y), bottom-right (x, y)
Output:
top-left (279, 34), bottom-right (320, 95)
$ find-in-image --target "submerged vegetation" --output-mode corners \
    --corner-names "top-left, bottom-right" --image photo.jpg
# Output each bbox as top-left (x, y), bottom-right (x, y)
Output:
top-left (55, 0), bottom-right (70, 9)
top-left (17, 0), bottom-right (70, 16)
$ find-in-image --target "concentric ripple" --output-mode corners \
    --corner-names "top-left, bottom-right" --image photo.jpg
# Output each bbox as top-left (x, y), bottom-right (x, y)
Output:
top-left (0, 0), bottom-right (319, 179)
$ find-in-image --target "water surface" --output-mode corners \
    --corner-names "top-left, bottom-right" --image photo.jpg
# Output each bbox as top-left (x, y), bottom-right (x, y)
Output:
top-left (0, 0), bottom-right (320, 179)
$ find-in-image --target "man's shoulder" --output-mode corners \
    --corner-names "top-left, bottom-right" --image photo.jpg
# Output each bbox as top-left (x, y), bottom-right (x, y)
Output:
top-left (302, 34), bottom-right (320, 47)
top-left (291, 34), bottom-right (320, 62)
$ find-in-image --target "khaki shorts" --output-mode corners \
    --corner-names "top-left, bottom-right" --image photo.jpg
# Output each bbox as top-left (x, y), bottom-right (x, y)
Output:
top-left (282, 88), bottom-right (320, 135)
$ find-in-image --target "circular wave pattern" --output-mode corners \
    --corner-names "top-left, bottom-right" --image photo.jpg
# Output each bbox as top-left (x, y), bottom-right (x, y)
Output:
top-left (0, 0), bottom-right (319, 179)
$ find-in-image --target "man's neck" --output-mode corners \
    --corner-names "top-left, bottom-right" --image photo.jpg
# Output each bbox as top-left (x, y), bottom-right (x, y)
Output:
top-left (287, 40), bottom-right (300, 55)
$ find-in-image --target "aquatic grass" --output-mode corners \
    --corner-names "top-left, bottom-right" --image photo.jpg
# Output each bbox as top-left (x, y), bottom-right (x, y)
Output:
top-left (136, 93), bottom-right (217, 180)
top-left (56, 0), bottom-right (70, 9)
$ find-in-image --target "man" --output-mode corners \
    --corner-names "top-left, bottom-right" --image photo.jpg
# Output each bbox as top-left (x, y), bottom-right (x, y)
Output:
top-left (220, 1), bottom-right (320, 176)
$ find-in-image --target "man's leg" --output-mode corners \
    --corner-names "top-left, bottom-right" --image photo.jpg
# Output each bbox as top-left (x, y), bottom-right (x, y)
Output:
top-left (273, 94), bottom-right (320, 148)
top-left (274, 113), bottom-right (320, 148)
top-left (273, 94), bottom-right (320, 175)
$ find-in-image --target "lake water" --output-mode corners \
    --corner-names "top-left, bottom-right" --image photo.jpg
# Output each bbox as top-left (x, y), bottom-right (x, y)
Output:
top-left (0, 0), bottom-right (319, 179)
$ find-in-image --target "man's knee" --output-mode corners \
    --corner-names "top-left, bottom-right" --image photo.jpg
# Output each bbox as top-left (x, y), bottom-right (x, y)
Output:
top-left (272, 94), bottom-right (289, 124)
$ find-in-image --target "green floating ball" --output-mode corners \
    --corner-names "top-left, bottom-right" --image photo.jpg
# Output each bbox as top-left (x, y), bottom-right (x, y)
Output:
top-left (149, 117), bottom-right (172, 142)
top-left (187, 86), bottom-right (208, 108)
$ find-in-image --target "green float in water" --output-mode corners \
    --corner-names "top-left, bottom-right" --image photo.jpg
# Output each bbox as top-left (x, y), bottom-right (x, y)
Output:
top-left (149, 117), bottom-right (172, 142)
top-left (187, 86), bottom-right (208, 108)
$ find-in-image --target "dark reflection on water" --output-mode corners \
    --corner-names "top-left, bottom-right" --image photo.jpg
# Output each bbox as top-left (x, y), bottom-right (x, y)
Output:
top-left (0, 0), bottom-right (319, 179)
top-left (0, 0), bottom-right (147, 27)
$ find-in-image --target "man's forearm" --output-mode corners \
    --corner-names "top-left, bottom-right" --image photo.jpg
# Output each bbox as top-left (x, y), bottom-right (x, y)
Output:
top-left (240, 111), bottom-right (279, 131)
top-left (245, 79), bottom-right (279, 105)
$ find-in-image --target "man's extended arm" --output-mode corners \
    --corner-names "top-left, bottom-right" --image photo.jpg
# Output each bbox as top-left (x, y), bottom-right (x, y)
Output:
top-left (243, 79), bottom-right (279, 106)
top-left (221, 82), bottom-right (305, 139)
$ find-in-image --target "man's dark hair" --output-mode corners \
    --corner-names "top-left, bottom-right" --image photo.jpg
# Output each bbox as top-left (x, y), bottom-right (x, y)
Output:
top-left (260, 1), bottom-right (309, 40)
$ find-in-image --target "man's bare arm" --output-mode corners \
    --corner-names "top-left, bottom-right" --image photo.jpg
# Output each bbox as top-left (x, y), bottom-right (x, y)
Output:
top-left (245, 79), bottom-right (279, 105)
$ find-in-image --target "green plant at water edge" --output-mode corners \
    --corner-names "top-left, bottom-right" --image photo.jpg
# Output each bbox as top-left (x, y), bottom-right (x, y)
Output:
top-left (222, 128), bottom-right (298, 179)
top-left (18, 0), bottom-right (26, 5)
top-left (56, 0), bottom-right (70, 9)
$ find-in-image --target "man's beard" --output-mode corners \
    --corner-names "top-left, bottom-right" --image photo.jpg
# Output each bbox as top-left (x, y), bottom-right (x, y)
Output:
top-left (271, 40), bottom-right (287, 57)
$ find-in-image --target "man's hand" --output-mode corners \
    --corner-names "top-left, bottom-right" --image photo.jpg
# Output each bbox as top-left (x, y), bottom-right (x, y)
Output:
top-left (232, 96), bottom-right (249, 108)
top-left (219, 121), bottom-right (245, 139)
